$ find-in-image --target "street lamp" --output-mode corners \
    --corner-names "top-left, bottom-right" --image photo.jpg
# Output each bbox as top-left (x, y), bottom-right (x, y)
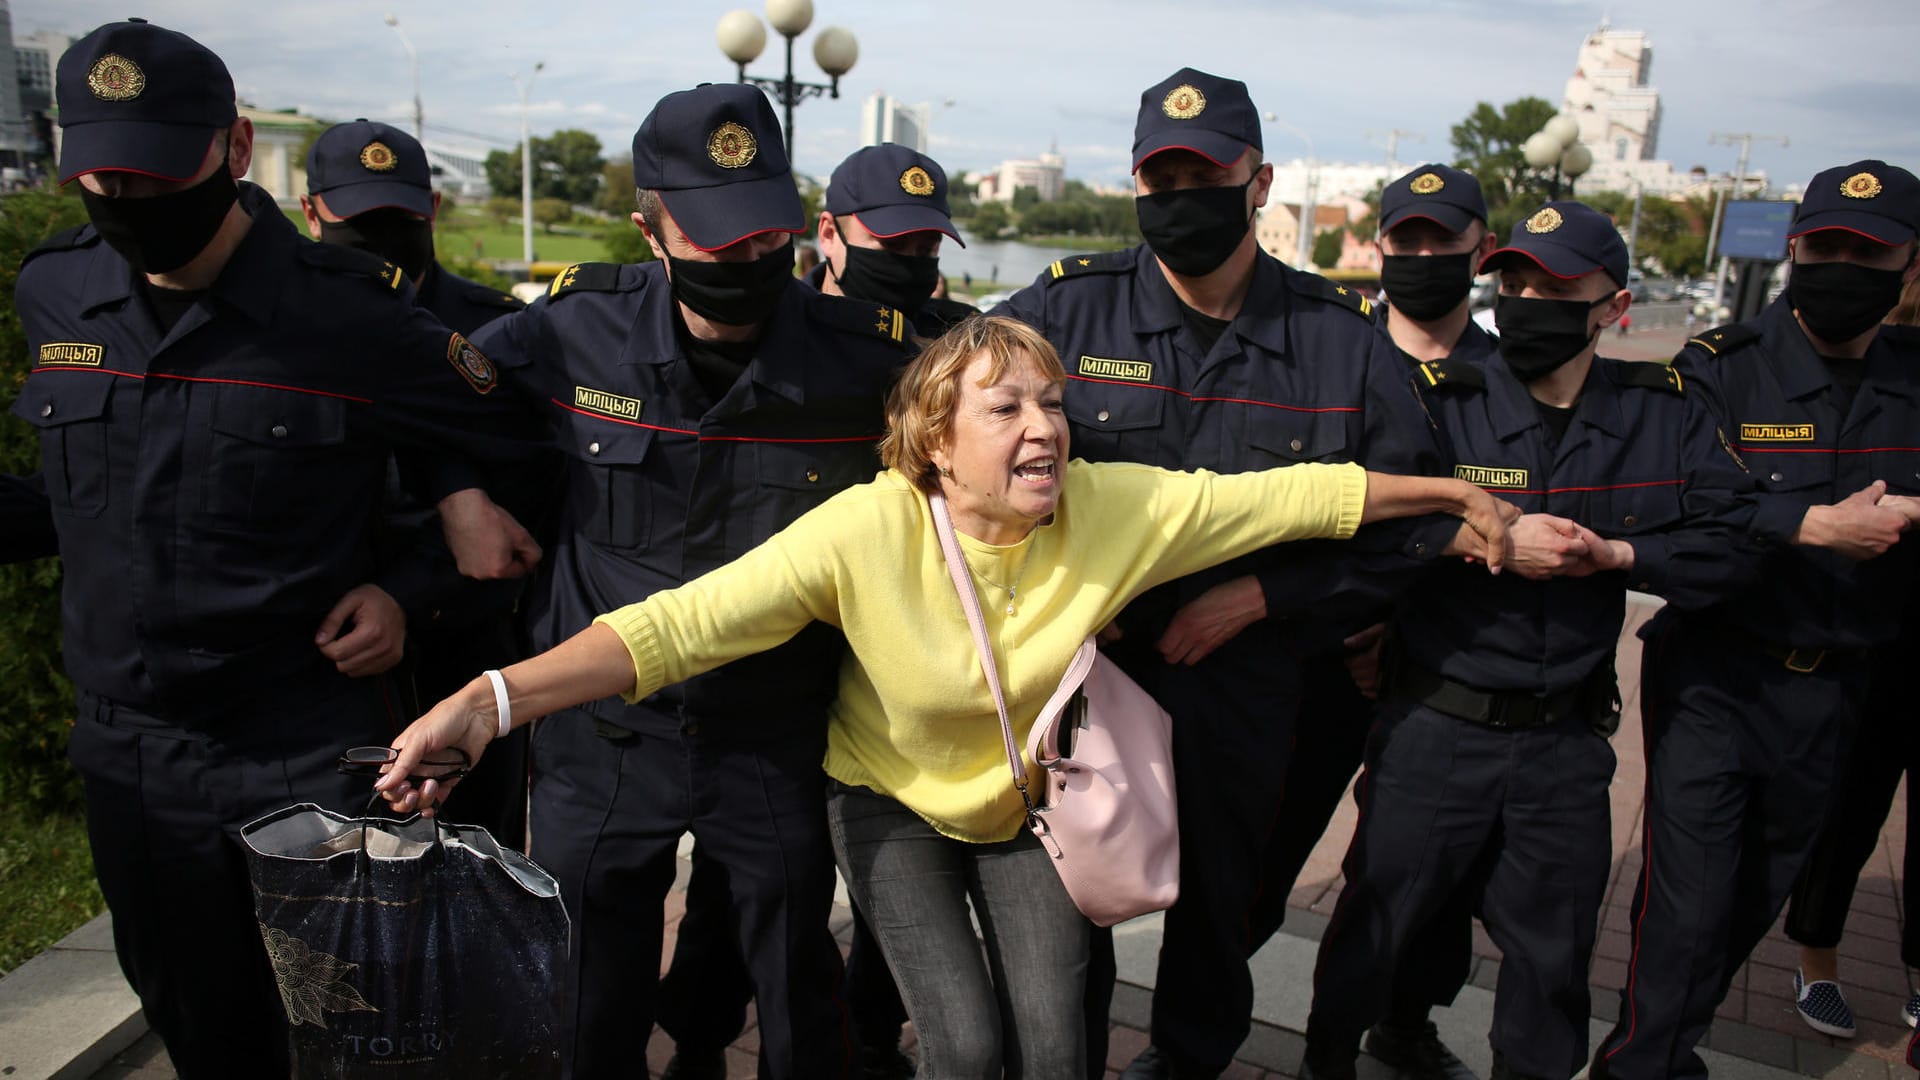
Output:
top-left (382, 14), bottom-right (423, 143)
top-left (1264, 111), bottom-right (1318, 269)
top-left (1522, 114), bottom-right (1588, 200)
top-left (510, 61), bottom-right (544, 273)
top-left (716, 1), bottom-right (859, 160)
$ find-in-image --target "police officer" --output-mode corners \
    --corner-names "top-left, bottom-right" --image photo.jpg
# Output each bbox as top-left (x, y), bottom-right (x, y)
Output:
top-left (468, 83), bottom-right (913, 1080)
top-left (1303, 199), bottom-right (1759, 1080)
top-left (809, 142), bottom-right (977, 336)
top-left (6, 20), bottom-right (539, 1077)
top-left (999, 68), bottom-right (1485, 1080)
top-left (302, 119), bottom-right (533, 849)
top-left (1247, 164), bottom-right (1503, 1080)
top-left (1593, 162), bottom-right (1920, 1080)
top-left (656, 140), bottom-right (975, 1080)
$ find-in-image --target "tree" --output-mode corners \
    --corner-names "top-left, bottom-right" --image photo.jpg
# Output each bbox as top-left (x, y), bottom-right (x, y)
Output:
top-left (1451, 96), bottom-right (1558, 214)
top-left (971, 200), bottom-right (1013, 238)
top-left (1311, 228), bottom-right (1344, 269)
top-left (600, 218), bottom-right (656, 264)
top-left (483, 148), bottom-right (520, 201)
top-left (533, 197), bottom-right (572, 233)
top-left (482, 130), bottom-right (606, 204)
top-left (596, 160), bottom-right (635, 218)
top-left (484, 197), bottom-right (519, 228)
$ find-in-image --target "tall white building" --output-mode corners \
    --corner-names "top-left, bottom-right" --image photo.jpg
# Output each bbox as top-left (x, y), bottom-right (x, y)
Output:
top-left (1564, 24), bottom-right (1661, 165)
top-left (860, 93), bottom-right (930, 153)
top-left (974, 148), bottom-right (1066, 203)
top-left (0, 2), bottom-right (31, 165)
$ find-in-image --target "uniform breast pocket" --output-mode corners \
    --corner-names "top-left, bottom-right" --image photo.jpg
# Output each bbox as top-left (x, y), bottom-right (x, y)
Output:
top-left (1064, 385), bottom-right (1164, 462)
top-left (569, 420), bottom-right (656, 552)
top-left (1600, 480), bottom-right (1685, 537)
top-left (1871, 447), bottom-right (1920, 498)
top-left (14, 374), bottom-right (113, 518)
top-left (754, 440), bottom-right (878, 531)
top-left (203, 386), bottom-right (350, 532)
top-left (1246, 410), bottom-right (1350, 467)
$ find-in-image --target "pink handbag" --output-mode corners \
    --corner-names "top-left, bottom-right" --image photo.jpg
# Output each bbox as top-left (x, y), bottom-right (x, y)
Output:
top-left (930, 492), bottom-right (1180, 927)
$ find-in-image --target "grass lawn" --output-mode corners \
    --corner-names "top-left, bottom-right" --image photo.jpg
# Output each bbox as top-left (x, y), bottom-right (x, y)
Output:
top-left (0, 806), bottom-right (104, 975)
top-left (277, 205), bottom-right (613, 265)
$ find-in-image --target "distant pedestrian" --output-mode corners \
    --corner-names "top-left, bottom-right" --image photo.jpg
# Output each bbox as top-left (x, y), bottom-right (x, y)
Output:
top-left (1618, 311), bottom-right (1632, 335)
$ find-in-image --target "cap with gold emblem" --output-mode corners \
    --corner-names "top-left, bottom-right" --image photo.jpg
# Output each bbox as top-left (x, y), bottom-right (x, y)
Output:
top-left (55, 19), bottom-right (238, 183)
top-left (1130, 67), bottom-right (1262, 173)
top-left (1480, 200), bottom-right (1628, 288)
top-left (1789, 159), bottom-right (1919, 246)
top-left (1378, 163), bottom-right (1488, 236)
top-left (306, 120), bottom-right (435, 218)
top-left (631, 82), bottom-right (803, 252)
top-left (824, 144), bottom-right (964, 246)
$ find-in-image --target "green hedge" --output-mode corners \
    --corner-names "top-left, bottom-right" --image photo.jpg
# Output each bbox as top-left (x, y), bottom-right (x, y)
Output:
top-left (0, 187), bottom-right (89, 812)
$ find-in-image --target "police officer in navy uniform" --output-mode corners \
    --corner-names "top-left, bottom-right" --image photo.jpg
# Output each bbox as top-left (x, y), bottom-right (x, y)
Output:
top-left (302, 119), bottom-right (534, 849)
top-left (5, 20), bottom-right (540, 1078)
top-left (1303, 200), bottom-right (1759, 1080)
top-left (999, 68), bottom-right (1493, 1080)
top-left (657, 140), bottom-right (973, 1080)
top-left (1593, 161), bottom-right (1920, 1080)
top-left (469, 83), bottom-right (913, 1080)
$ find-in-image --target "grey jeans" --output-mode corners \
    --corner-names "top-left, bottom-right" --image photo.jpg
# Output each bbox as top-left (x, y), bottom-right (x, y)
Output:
top-left (827, 780), bottom-right (1090, 1079)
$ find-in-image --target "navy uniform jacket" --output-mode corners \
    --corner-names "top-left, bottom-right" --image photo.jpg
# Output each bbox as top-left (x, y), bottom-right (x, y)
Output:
top-left (1676, 297), bottom-right (1920, 650)
top-left (417, 261), bottom-right (523, 336)
top-left (800, 262), bottom-right (978, 337)
top-left (8, 183), bottom-right (541, 711)
top-left (1397, 349), bottom-right (1759, 695)
top-left (472, 261), bottom-right (913, 736)
top-left (997, 245), bottom-right (1452, 643)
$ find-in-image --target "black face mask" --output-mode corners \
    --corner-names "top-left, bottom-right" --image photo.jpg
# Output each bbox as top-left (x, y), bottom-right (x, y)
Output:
top-left (666, 242), bottom-right (794, 327)
top-left (829, 233), bottom-right (941, 314)
top-left (318, 209), bottom-right (435, 282)
top-left (1788, 260), bottom-right (1909, 344)
top-left (79, 158), bottom-right (239, 274)
top-left (1380, 252), bottom-right (1477, 322)
top-left (1135, 181), bottom-right (1253, 277)
top-left (1494, 292), bottom-right (1610, 382)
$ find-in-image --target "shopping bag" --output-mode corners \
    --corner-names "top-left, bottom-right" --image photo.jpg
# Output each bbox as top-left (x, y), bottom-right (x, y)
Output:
top-left (242, 802), bottom-right (568, 1078)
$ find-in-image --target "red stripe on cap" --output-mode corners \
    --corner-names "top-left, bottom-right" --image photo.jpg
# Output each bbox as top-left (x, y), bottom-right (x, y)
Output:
top-left (1785, 224), bottom-right (1901, 245)
top-left (1132, 143), bottom-right (1249, 172)
top-left (679, 223), bottom-right (804, 255)
top-left (1478, 247), bottom-right (1590, 280)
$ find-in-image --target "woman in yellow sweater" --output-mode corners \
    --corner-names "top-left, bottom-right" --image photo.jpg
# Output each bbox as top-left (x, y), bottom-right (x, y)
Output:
top-left (377, 315), bottom-right (1510, 1078)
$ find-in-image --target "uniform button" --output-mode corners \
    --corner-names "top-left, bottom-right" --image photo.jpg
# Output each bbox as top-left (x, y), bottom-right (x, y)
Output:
top-left (1623, 514), bottom-right (1637, 527)
top-left (588, 441), bottom-right (602, 456)
top-left (270, 424), bottom-right (289, 438)
top-left (1289, 438), bottom-right (1303, 452)
top-left (1770, 471), bottom-right (1784, 482)
top-left (39, 403), bottom-right (52, 417)
top-left (1413, 542), bottom-right (1428, 556)
top-left (1097, 410), bottom-right (1111, 423)
top-left (805, 468), bottom-right (819, 483)
top-left (684, 722), bottom-right (701, 737)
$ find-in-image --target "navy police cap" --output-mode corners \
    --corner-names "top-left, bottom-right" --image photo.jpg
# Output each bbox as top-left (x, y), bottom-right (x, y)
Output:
top-left (56, 19), bottom-right (238, 184)
top-left (1132, 67), bottom-right (1262, 172)
top-left (632, 83), bottom-right (803, 252)
top-left (1480, 201), bottom-right (1629, 289)
top-left (307, 120), bottom-right (435, 219)
top-left (1379, 164), bottom-right (1488, 235)
top-left (825, 144), bottom-right (963, 246)
top-left (1790, 160), bottom-right (1919, 246)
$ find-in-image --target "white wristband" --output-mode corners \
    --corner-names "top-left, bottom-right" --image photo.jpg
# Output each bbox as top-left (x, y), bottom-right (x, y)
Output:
top-left (483, 669), bottom-right (511, 740)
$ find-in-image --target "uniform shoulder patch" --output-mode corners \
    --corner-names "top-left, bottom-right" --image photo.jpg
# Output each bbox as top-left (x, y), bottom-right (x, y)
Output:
top-left (1289, 271), bottom-right (1375, 320)
top-left (1613, 358), bottom-right (1685, 395)
top-left (810, 292), bottom-right (912, 345)
top-left (1045, 250), bottom-right (1131, 284)
top-left (1412, 353), bottom-right (1485, 391)
top-left (545, 262), bottom-right (626, 299)
top-left (1683, 322), bottom-right (1761, 359)
top-left (459, 278), bottom-right (524, 312)
top-left (298, 241), bottom-right (405, 291)
top-left (22, 224), bottom-right (101, 268)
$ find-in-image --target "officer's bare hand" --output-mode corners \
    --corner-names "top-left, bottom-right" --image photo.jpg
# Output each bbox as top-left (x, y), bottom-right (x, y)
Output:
top-left (1794, 481), bottom-right (1909, 560)
top-left (1505, 514), bottom-right (1590, 579)
top-left (316, 584), bottom-right (407, 676)
top-left (1341, 622), bottom-right (1387, 700)
top-left (1561, 523), bottom-right (1635, 577)
top-left (1877, 492), bottom-right (1920, 526)
top-left (1156, 575), bottom-right (1266, 666)
top-left (1445, 493), bottom-right (1519, 573)
top-left (375, 678), bottom-right (498, 816)
top-left (438, 488), bottom-right (543, 579)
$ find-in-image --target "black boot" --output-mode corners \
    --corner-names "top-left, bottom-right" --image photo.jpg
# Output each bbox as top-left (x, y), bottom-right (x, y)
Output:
top-left (1366, 1018), bottom-right (1479, 1080)
top-left (1300, 1038), bottom-right (1360, 1080)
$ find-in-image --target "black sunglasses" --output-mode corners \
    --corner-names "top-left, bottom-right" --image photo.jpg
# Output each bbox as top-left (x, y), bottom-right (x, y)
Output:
top-left (336, 746), bottom-right (471, 784)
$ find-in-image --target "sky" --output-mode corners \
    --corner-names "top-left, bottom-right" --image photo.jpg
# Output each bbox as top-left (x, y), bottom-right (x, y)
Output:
top-left (19, 0), bottom-right (1918, 193)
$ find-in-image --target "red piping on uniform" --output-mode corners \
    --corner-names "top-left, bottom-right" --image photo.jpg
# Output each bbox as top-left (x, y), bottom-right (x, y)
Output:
top-left (550, 398), bottom-right (880, 443)
top-left (33, 366), bottom-right (146, 379)
top-left (31, 365), bottom-right (375, 405)
top-left (1736, 445), bottom-right (1920, 454)
top-left (1066, 373), bottom-right (1362, 413)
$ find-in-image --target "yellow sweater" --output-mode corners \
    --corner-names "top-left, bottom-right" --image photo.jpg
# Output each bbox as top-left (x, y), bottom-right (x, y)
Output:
top-left (596, 459), bottom-right (1366, 841)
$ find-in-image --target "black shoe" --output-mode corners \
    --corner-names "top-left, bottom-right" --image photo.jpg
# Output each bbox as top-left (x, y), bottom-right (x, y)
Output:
top-left (1366, 1020), bottom-right (1479, 1080)
top-left (1300, 1055), bottom-right (1359, 1080)
top-left (661, 1047), bottom-right (728, 1080)
top-left (859, 1038), bottom-right (916, 1080)
top-left (1119, 1044), bottom-right (1173, 1080)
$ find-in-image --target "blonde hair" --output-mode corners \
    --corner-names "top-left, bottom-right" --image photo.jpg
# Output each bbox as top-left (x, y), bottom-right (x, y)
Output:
top-left (881, 314), bottom-right (1067, 493)
top-left (1888, 274), bottom-right (1920, 327)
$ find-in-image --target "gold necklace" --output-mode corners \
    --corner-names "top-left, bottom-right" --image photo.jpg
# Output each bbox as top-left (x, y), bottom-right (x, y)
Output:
top-left (969, 556), bottom-right (1029, 616)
